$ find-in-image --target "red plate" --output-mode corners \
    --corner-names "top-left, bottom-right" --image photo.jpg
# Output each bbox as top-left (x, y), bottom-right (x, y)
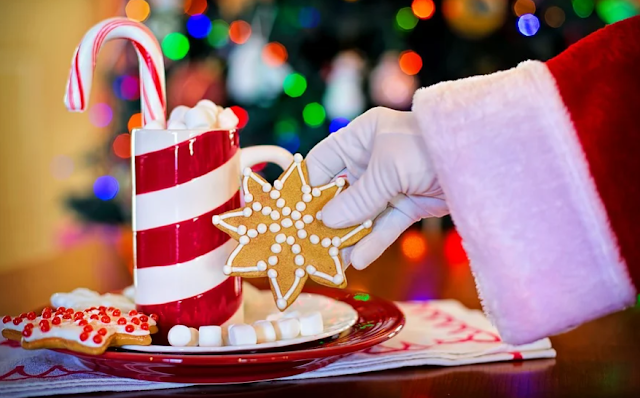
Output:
top-left (53, 288), bottom-right (404, 383)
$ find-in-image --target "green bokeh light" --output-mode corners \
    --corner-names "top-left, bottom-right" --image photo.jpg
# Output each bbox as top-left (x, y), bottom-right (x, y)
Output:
top-left (302, 102), bottom-right (326, 127)
top-left (396, 7), bottom-right (418, 31)
top-left (353, 293), bottom-right (370, 302)
top-left (162, 32), bottom-right (190, 60)
top-left (275, 118), bottom-right (299, 135)
top-left (596, 0), bottom-right (639, 24)
top-left (572, 0), bottom-right (595, 18)
top-left (207, 20), bottom-right (229, 48)
top-left (283, 73), bottom-right (307, 97)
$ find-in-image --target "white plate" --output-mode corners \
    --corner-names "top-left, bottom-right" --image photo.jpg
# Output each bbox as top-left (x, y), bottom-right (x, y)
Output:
top-left (121, 291), bottom-right (358, 354)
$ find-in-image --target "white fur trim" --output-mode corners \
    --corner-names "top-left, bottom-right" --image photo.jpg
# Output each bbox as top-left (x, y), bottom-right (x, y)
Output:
top-left (413, 60), bottom-right (636, 344)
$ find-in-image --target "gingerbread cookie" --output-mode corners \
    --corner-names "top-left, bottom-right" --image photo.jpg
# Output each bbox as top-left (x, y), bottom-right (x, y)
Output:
top-left (50, 287), bottom-right (136, 312)
top-left (213, 153), bottom-right (372, 310)
top-left (1, 306), bottom-right (158, 355)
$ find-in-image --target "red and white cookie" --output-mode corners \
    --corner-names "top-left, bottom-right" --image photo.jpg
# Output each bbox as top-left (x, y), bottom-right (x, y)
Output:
top-left (1, 306), bottom-right (158, 355)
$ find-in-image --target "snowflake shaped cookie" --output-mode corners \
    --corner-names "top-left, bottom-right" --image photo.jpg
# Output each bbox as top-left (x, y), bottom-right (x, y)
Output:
top-left (212, 153), bottom-right (372, 310)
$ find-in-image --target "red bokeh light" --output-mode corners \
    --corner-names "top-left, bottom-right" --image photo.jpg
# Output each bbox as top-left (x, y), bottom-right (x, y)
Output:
top-left (184, 0), bottom-right (207, 16)
top-left (262, 42), bottom-right (288, 67)
top-left (229, 21), bottom-right (252, 44)
top-left (444, 229), bottom-right (468, 265)
top-left (412, 0), bottom-right (436, 20)
top-left (113, 134), bottom-right (131, 159)
top-left (230, 106), bottom-right (249, 129)
top-left (399, 50), bottom-right (423, 75)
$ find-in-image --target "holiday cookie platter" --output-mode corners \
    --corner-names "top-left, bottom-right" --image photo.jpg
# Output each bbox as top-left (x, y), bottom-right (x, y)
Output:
top-left (1, 286), bottom-right (404, 383)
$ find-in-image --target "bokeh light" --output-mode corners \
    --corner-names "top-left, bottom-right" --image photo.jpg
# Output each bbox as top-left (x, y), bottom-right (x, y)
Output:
top-left (513, 0), bottom-right (536, 17)
top-left (596, 0), bottom-right (640, 24)
top-left (275, 119), bottom-right (301, 152)
top-left (303, 103), bottom-right (326, 127)
top-left (412, 0), bottom-right (435, 19)
top-left (93, 176), bottom-right (119, 201)
top-left (275, 118), bottom-right (299, 135)
top-left (283, 73), bottom-right (307, 97)
top-left (400, 230), bottom-right (428, 261)
top-left (329, 117), bottom-right (350, 133)
top-left (399, 50), bottom-right (422, 75)
top-left (262, 42), bottom-right (288, 67)
top-left (396, 7), bottom-right (419, 31)
top-left (444, 229), bottom-right (468, 265)
top-left (230, 106), bottom-right (249, 128)
top-left (572, 0), bottom-right (595, 18)
top-left (125, 0), bottom-right (150, 22)
top-left (275, 131), bottom-right (300, 153)
top-left (299, 7), bottom-right (321, 28)
top-left (545, 6), bottom-right (566, 28)
top-left (184, 0), bottom-right (207, 16)
top-left (187, 14), bottom-right (212, 39)
top-left (229, 21), bottom-right (252, 44)
top-left (162, 32), bottom-right (190, 60)
top-left (207, 20), bottom-right (229, 48)
top-left (517, 14), bottom-right (540, 36)
top-left (113, 134), bottom-right (131, 159)
top-left (89, 103), bottom-right (113, 128)
top-left (50, 155), bottom-right (74, 180)
top-left (113, 75), bottom-right (140, 101)
top-left (128, 113), bottom-right (142, 132)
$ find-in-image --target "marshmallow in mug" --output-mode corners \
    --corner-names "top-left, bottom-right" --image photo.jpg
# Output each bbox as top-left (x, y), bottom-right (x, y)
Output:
top-left (144, 100), bottom-right (240, 130)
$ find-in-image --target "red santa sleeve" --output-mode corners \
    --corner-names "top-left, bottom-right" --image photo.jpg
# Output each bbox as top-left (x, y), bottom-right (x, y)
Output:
top-left (412, 16), bottom-right (640, 345)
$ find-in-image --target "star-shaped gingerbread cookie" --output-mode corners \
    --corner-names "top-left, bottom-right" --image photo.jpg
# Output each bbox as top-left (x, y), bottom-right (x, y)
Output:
top-left (212, 153), bottom-right (372, 310)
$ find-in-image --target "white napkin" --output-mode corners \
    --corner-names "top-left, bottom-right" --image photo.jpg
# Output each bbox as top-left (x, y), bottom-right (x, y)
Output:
top-left (0, 300), bottom-right (555, 397)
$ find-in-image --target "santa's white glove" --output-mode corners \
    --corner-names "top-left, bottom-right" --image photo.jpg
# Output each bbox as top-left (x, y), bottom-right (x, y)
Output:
top-left (306, 107), bottom-right (448, 270)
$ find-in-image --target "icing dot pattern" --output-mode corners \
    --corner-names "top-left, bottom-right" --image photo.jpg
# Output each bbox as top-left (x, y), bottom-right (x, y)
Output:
top-left (212, 154), bottom-right (372, 310)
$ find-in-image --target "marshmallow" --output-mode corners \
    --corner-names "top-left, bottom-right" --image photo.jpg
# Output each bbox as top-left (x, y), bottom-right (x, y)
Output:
top-left (197, 99), bottom-right (218, 113)
top-left (184, 106), bottom-right (216, 129)
top-left (168, 325), bottom-right (199, 347)
top-left (218, 108), bottom-right (239, 130)
top-left (298, 311), bottom-right (324, 336)
top-left (273, 318), bottom-right (301, 340)
top-left (266, 312), bottom-right (283, 322)
top-left (143, 119), bottom-right (164, 129)
top-left (167, 120), bottom-right (187, 130)
top-left (282, 310), bottom-right (301, 319)
top-left (198, 325), bottom-right (223, 347)
top-left (253, 320), bottom-right (277, 343)
top-left (228, 323), bottom-right (257, 346)
top-left (169, 105), bottom-right (189, 122)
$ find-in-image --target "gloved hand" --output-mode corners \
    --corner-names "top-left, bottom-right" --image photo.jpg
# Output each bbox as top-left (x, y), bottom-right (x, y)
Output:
top-left (306, 107), bottom-right (449, 270)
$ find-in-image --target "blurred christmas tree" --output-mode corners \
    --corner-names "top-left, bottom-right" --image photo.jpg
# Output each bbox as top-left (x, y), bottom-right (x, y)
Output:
top-left (66, 0), bottom-right (639, 225)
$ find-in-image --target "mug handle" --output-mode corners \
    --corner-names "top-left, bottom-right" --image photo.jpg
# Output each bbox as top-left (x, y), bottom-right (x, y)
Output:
top-left (240, 145), bottom-right (293, 172)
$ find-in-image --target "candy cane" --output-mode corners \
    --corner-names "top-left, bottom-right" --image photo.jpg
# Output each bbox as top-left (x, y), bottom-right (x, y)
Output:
top-left (64, 17), bottom-right (166, 127)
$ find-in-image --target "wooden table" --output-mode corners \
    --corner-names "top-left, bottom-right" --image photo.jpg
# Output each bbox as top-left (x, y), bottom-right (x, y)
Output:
top-left (1, 229), bottom-right (639, 397)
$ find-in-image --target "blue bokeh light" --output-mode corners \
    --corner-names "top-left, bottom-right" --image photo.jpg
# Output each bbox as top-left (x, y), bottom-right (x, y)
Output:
top-left (276, 132), bottom-right (301, 153)
top-left (517, 14), bottom-right (540, 37)
top-left (329, 117), bottom-right (350, 133)
top-left (187, 14), bottom-right (212, 39)
top-left (299, 7), bottom-right (321, 29)
top-left (93, 176), bottom-right (119, 201)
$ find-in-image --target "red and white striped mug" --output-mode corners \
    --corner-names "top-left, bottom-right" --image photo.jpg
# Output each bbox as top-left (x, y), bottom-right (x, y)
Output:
top-left (131, 127), bottom-right (292, 339)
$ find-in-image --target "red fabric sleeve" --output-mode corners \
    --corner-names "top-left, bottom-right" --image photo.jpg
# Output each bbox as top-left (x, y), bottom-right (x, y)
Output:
top-left (547, 16), bottom-right (640, 291)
